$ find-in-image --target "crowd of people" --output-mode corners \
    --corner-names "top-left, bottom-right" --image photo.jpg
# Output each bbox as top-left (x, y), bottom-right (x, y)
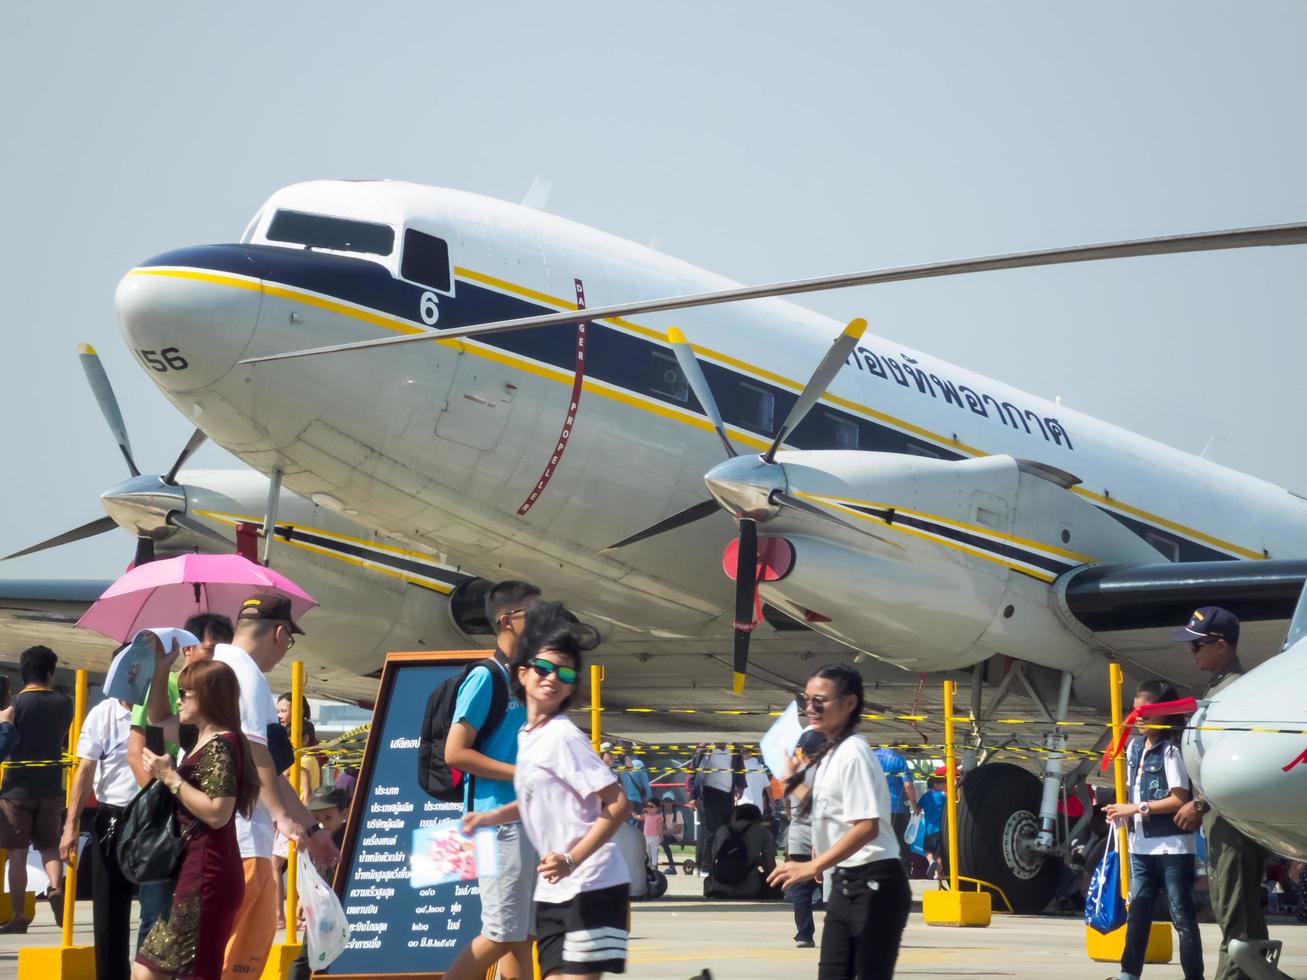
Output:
top-left (0, 594), bottom-right (345, 980)
top-left (0, 579), bottom-right (1295, 980)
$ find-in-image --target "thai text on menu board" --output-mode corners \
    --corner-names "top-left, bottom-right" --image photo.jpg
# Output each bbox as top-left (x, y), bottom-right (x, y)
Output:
top-left (327, 659), bottom-right (487, 975)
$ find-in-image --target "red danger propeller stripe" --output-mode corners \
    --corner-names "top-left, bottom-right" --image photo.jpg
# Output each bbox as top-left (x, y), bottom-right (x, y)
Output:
top-left (517, 279), bottom-right (588, 516)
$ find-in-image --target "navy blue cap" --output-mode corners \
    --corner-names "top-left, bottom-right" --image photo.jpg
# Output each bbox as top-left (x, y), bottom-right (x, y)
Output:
top-left (797, 729), bottom-right (826, 754)
top-left (1170, 606), bottom-right (1240, 645)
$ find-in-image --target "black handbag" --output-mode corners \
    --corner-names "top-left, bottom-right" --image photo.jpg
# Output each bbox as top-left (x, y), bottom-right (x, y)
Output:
top-left (115, 778), bottom-right (194, 885)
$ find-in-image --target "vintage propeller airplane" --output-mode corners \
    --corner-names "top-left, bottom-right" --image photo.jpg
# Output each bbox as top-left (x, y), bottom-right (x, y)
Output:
top-left (5, 180), bottom-right (1305, 910)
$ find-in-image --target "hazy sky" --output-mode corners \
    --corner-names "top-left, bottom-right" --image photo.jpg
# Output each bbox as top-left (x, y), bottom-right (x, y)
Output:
top-left (2, 3), bottom-right (1305, 580)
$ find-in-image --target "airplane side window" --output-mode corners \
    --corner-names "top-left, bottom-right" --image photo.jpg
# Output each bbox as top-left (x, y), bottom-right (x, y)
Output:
top-left (907, 443), bottom-right (944, 460)
top-left (1142, 530), bottom-right (1180, 562)
top-left (266, 209), bottom-right (395, 255)
top-left (823, 411), bottom-right (859, 450)
top-left (737, 381), bottom-right (776, 435)
top-left (648, 349), bottom-right (689, 403)
top-left (401, 229), bottom-right (452, 293)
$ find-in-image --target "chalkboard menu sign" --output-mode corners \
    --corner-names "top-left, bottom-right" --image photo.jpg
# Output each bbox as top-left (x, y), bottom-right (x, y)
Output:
top-left (326, 651), bottom-right (492, 978)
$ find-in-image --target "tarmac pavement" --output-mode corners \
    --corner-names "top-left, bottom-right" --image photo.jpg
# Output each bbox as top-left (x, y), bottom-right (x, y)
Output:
top-left (0, 878), bottom-right (1301, 979)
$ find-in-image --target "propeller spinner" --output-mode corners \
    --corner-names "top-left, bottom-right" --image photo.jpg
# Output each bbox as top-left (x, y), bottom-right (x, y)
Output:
top-left (604, 318), bottom-right (874, 692)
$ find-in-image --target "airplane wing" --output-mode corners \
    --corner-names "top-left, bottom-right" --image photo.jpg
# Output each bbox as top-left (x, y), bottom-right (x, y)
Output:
top-left (1057, 559), bottom-right (1307, 692)
top-left (0, 579), bottom-right (118, 669)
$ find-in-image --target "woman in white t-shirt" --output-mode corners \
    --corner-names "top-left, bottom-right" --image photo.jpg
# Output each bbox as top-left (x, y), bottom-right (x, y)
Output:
top-left (463, 603), bottom-right (631, 979)
top-left (768, 664), bottom-right (910, 980)
top-left (1103, 679), bottom-right (1203, 980)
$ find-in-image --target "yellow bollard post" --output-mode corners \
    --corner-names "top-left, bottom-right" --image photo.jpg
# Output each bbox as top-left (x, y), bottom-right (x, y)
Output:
top-left (18, 668), bottom-right (94, 979)
top-left (262, 661), bottom-right (305, 980)
top-left (1086, 663), bottom-right (1172, 963)
top-left (922, 680), bottom-right (990, 926)
top-left (590, 665), bottom-right (604, 754)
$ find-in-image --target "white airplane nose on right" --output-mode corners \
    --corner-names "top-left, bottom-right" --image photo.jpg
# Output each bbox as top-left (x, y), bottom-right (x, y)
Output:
top-left (115, 263), bottom-right (262, 392)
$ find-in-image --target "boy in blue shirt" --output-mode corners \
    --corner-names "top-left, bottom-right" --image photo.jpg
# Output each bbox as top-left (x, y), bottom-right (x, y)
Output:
top-left (443, 581), bottom-right (541, 980)
top-left (914, 776), bottom-right (948, 882)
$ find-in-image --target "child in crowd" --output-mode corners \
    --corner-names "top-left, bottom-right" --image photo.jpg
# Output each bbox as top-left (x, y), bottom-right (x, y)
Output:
top-left (642, 800), bottom-right (663, 872)
top-left (913, 775), bottom-right (947, 882)
top-left (1103, 679), bottom-right (1203, 980)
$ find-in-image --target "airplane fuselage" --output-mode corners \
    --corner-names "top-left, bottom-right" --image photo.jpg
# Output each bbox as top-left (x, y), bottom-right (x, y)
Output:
top-left (114, 180), bottom-right (1307, 696)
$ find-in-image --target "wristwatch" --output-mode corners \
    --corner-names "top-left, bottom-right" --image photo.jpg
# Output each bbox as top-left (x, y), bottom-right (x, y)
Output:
top-left (1193, 799), bottom-right (1211, 815)
top-left (309, 821), bottom-right (326, 836)
top-left (1138, 802), bottom-right (1150, 816)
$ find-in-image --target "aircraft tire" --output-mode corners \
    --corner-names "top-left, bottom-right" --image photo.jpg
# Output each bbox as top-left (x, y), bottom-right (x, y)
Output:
top-left (956, 762), bottom-right (1059, 914)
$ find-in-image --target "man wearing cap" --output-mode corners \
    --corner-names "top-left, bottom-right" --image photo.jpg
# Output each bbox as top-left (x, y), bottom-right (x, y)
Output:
top-left (149, 590), bottom-right (338, 980)
top-left (1171, 606), bottom-right (1270, 980)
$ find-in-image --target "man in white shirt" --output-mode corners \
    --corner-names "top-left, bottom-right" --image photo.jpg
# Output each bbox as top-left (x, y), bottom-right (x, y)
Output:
top-left (146, 590), bottom-right (338, 980)
top-left (738, 747), bottom-right (772, 815)
top-left (59, 697), bottom-right (138, 980)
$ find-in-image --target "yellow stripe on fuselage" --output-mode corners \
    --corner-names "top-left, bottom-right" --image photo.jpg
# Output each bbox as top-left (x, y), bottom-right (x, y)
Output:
top-left (797, 491), bottom-right (1095, 564)
top-left (131, 265), bottom-right (1258, 561)
top-left (811, 495), bottom-right (1059, 582)
top-left (193, 509), bottom-right (456, 593)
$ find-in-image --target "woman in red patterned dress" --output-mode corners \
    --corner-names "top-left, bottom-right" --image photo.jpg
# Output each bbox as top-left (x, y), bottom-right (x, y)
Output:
top-left (133, 659), bottom-right (261, 980)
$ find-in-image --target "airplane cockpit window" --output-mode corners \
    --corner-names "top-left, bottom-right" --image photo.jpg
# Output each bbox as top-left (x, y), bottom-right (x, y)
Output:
top-left (1283, 581), bottom-right (1307, 651)
top-left (401, 229), bottom-right (452, 293)
top-left (239, 209), bottom-right (264, 244)
top-left (266, 209), bottom-right (395, 256)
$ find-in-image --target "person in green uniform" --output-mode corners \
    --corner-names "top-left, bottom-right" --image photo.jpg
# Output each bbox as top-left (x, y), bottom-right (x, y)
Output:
top-left (1171, 607), bottom-right (1270, 980)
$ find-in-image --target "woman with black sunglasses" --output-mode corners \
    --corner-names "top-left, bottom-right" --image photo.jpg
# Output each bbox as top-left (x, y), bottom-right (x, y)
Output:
top-left (462, 602), bottom-right (631, 979)
top-left (768, 664), bottom-right (911, 980)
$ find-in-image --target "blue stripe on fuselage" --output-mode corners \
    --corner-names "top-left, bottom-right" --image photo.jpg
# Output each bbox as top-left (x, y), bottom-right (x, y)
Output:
top-left (138, 245), bottom-right (1232, 564)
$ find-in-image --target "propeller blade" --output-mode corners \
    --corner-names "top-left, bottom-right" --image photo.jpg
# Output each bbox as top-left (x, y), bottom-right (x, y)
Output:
top-left (238, 221), bottom-right (1307, 365)
top-left (166, 512), bottom-right (233, 547)
top-left (3, 516), bottom-right (118, 561)
top-left (163, 429), bottom-right (208, 485)
top-left (764, 319), bottom-right (867, 463)
top-left (772, 490), bottom-right (904, 551)
top-left (666, 327), bottom-right (736, 458)
top-left (78, 343), bottom-right (140, 477)
top-left (133, 536), bottom-right (156, 566)
top-left (732, 519), bottom-right (759, 695)
top-left (601, 498), bottom-right (722, 553)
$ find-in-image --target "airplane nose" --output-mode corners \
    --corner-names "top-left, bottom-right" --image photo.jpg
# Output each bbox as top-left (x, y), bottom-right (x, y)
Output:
top-left (115, 247), bottom-right (264, 392)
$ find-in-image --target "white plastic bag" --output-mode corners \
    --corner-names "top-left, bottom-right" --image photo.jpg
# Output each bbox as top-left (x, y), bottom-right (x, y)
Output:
top-left (298, 851), bottom-right (351, 969)
top-left (903, 811), bottom-right (922, 846)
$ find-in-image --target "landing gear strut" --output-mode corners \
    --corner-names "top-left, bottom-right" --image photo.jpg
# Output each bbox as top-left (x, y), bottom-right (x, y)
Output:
top-left (954, 665), bottom-right (1083, 914)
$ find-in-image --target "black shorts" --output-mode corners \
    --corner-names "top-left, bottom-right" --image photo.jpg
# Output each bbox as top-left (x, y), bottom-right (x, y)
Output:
top-left (922, 833), bottom-right (942, 855)
top-left (536, 883), bottom-right (629, 977)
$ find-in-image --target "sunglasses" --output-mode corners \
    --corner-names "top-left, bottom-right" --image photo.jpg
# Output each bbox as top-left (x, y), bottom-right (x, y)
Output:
top-left (795, 693), bottom-right (839, 713)
top-left (1189, 638), bottom-right (1219, 653)
top-left (527, 658), bottom-right (578, 685)
top-left (178, 689), bottom-right (193, 702)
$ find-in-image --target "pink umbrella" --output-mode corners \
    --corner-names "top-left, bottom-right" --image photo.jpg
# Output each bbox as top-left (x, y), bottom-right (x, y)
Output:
top-left (76, 553), bottom-right (317, 643)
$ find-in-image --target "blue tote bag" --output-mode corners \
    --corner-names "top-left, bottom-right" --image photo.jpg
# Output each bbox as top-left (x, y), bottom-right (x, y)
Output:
top-left (1085, 830), bottom-right (1128, 934)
